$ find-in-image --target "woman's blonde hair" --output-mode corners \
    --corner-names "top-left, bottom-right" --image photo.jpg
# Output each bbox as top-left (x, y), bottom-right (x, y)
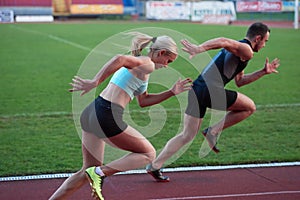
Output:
top-left (127, 32), bottom-right (178, 56)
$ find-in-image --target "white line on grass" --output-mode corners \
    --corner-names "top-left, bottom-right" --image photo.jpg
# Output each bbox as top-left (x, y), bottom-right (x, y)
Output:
top-left (1, 103), bottom-right (300, 118)
top-left (11, 25), bottom-right (115, 57)
top-left (148, 190), bottom-right (300, 200)
top-left (1, 162), bottom-right (299, 182)
top-left (48, 34), bottom-right (92, 52)
top-left (256, 103), bottom-right (300, 109)
top-left (11, 25), bottom-right (92, 52)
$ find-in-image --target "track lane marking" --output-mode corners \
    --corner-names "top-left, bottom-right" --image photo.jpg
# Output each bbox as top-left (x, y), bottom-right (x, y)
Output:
top-left (1, 162), bottom-right (299, 182)
top-left (148, 190), bottom-right (300, 200)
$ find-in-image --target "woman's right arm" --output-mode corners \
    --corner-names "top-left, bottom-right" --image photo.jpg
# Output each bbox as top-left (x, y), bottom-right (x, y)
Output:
top-left (92, 55), bottom-right (146, 86)
top-left (69, 55), bottom-right (148, 95)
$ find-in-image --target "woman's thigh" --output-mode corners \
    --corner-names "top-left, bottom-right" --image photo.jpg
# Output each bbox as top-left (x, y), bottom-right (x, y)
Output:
top-left (81, 131), bottom-right (105, 168)
top-left (104, 126), bottom-right (155, 154)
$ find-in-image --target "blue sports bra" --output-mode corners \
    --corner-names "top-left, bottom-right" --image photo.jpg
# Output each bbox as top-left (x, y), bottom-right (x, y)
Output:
top-left (110, 67), bottom-right (148, 99)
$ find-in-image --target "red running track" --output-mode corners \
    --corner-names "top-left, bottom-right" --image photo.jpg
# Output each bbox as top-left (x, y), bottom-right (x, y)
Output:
top-left (1, 166), bottom-right (300, 200)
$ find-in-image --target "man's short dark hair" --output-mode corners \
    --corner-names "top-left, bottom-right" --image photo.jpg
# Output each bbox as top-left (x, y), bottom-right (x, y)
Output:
top-left (246, 22), bottom-right (270, 39)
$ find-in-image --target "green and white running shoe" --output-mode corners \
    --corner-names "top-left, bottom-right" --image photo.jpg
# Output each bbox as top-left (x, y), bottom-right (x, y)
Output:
top-left (85, 166), bottom-right (105, 200)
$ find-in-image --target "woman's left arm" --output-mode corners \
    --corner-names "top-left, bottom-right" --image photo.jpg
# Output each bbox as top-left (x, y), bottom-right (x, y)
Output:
top-left (137, 78), bottom-right (192, 107)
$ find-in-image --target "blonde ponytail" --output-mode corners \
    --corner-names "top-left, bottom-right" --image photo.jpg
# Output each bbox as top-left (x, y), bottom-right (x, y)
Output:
top-left (127, 32), bottom-right (178, 56)
top-left (151, 35), bottom-right (178, 55)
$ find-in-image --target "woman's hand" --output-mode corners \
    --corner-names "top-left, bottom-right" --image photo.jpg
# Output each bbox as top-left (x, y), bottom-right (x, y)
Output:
top-left (171, 78), bottom-right (193, 95)
top-left (69, 76), bottom-right (97, 96)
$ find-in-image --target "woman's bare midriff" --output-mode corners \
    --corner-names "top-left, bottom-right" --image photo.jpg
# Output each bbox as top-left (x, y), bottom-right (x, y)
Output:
top-left (100, 83), bottom-right (131, 108)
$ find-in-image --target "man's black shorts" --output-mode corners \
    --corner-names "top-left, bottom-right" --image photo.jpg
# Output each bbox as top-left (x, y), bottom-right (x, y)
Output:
top-left (185, 84), bottom-right (237, 118)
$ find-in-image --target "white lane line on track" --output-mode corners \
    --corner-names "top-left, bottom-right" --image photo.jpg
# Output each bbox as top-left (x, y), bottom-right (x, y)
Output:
top-left (148, 190), bottom-right (300, 200)
top-left (1, 162), bottom-right (299, 182)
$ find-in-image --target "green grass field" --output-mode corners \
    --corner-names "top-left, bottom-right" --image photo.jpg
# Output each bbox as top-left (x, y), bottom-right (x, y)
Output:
top-left (0, 21), bottom-right (299, 177)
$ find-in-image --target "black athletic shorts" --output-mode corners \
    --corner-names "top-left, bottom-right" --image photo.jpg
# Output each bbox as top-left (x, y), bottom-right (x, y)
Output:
top-left (185, 83), bottom-right (237, 118)
top-left (80, 96), bottom-right (128, 138)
